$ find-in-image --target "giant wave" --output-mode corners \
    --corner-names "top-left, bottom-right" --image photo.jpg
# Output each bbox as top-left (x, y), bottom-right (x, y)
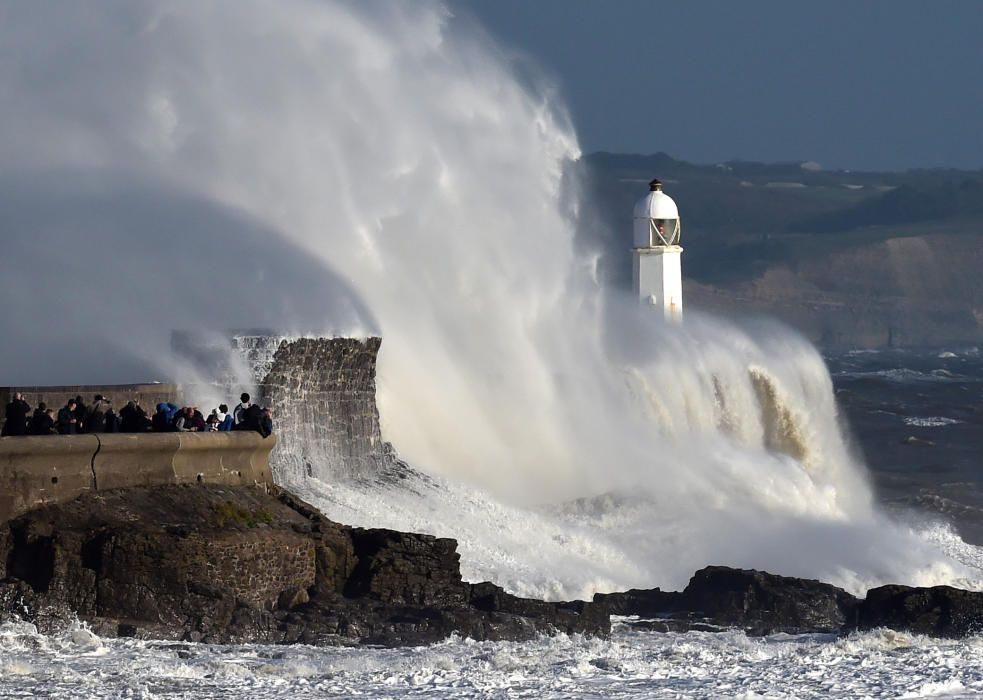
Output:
top-left (0, 0), bottom-right (978, 604)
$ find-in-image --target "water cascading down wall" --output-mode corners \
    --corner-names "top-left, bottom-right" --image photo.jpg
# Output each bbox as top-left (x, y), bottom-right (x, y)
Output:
top-left (233, 336), bottom-right (397, 485)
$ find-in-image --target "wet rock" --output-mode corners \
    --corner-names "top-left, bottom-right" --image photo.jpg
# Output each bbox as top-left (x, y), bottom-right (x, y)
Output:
top-left (277, 587), bottom-right (310, 610)
top-left (592, 588), bottom-right (683, 617)
top-left (677, 566), bottom-right (860, 635)
top-left (856, 584), bottom-right (983, 637)
top-left (596, 566), bottom-right (860, 636)
top-left (0, 484), bottom-right (608, 647)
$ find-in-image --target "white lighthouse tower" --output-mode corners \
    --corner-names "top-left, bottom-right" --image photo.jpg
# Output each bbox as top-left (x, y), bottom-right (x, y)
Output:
top-left (632, 179), bottom-right (683, 320)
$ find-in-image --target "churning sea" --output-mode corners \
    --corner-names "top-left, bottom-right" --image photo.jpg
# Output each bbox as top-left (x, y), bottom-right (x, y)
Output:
top-left (831, 347), bottom-right (983, 547)
top-left (3, 347), bottom-right (983, 699)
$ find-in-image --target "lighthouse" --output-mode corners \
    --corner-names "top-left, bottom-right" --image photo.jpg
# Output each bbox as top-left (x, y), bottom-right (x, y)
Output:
top-left (632, 179), bottom-right (683, 320)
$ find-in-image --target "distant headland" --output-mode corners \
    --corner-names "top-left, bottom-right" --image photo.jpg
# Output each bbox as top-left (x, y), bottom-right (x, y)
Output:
top-left (577, 152), bottom-right (983, 348)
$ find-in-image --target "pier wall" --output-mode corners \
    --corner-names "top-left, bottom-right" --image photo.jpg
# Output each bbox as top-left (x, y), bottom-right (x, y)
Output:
top-left (1, 335), bottom-right (393, 513)
top-left (0, 432), bottom-right (275, 523)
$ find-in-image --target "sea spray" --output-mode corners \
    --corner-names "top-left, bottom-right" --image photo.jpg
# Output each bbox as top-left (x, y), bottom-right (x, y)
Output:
top-left (0, 0), bottom-right (977, 597)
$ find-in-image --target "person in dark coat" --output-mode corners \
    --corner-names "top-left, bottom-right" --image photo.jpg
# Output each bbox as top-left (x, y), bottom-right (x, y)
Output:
top-left (104, 408), bottom-right (120, 433)
top-left (172, 407), bottom-right (196, 432)
top-left (234, 403), bottom-right (264, 433)
top-left (119, 401), bottom-right (151, 432)
top-left (58, 400), bottom-right (79, 435)
top-left (27, 401), bottom-right (48, 435)
top-left (84, 395), bottom-right (111, 433)
top-left (29, 407), bottom-right (56, 435)
top-left (233, 393), bottom-right (251, 426)
top-left (28, 402), bottom-right (53, 435)
top-left (73, 396), bottom-right (88, 432)
top-left (259, 408), bottom-right (273, 438)
top-left (2, 392), bottom-right (30, 436)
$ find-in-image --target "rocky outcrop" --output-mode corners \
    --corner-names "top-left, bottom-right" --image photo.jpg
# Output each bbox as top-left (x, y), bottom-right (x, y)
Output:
top-left (676, 566), bottom-right (860, 635)
top-left (593, 587), bottom-right (682, 618)
top-left (8, 481), bottom-right (983, 645)
top-left (0, 484), bottom-right (608, 646)
top-left (596, 567), bottom-right (859, 635)
top-left (595, 566), bottom-right (983, 639)
top-left (856, 585), bottom-right (983, 638)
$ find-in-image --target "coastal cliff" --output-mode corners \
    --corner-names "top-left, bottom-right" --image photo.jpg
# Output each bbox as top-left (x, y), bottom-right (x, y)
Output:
top-left (687, 233), bottom-right (983, 348)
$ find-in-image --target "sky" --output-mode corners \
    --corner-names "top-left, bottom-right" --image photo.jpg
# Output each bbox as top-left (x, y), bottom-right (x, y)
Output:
top-left (453, 0), bottom-right (983, 172)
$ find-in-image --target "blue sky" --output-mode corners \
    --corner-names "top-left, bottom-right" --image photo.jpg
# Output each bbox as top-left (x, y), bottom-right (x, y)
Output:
top-left (454, 0), bottom-right (983, 171)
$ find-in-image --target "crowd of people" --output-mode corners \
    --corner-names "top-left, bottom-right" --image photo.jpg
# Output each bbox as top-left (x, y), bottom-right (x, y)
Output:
top-left (1, 392), bottom-right (273, 438)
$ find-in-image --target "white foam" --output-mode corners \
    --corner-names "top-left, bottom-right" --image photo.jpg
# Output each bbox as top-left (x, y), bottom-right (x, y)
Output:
top-left (3, 624), bottom-right (983, 699)
top-left (904, 416), bottom-right (963, 427)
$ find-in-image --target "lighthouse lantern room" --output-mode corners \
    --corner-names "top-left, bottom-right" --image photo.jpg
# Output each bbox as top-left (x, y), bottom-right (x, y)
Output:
top-left (632, 178), bottom-right (683, 320)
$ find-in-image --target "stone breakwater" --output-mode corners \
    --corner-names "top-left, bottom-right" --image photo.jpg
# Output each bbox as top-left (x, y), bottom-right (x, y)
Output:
top-left (0, 485), bottom-right (608, 647)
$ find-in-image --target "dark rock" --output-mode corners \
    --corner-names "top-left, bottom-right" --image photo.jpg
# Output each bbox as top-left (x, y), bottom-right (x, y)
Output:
top-left (856, 584), bottom-right (983, 637)
top-left (593, 588), bottom-right (683, 617)
top-left (677, 566), bottom-right (860, 635)
top-left (345, 528), bottom-right (465, 606)
top-left (0, 484), bottom-right (608, 647)
top-left (277, 587), bottom-right (310, 610)
top-left (598, 566), bottom-right (860, 636)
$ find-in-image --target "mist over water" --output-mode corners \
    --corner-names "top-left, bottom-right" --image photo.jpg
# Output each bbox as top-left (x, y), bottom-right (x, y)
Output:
top-left (1, 0), bottom-right (978, 598)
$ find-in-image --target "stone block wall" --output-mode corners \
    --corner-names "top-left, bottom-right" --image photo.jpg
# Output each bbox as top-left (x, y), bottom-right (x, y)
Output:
top-left (256, 337), bottom-right (393, 483)
top-left (202, 531), bottom-right (315, 609)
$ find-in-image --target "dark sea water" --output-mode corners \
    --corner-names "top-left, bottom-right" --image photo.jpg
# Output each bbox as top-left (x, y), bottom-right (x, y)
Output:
top-left (829, 347), bottom-right (983, 543)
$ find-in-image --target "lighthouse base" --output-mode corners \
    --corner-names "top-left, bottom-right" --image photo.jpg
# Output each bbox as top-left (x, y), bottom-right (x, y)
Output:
top-left (633, 245), bottom-right (683, 320)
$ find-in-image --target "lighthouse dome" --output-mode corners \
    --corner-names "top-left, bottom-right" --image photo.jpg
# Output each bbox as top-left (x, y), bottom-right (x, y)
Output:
top-left (633, 189), bottom-right (679, 221)
top-left (633, 179), bottom-right (680, 248)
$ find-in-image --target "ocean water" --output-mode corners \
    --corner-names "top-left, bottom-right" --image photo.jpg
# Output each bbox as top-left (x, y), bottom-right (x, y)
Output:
top-left (5, 619), bottom-right (983, 699)
top-left (831, 347), bottom-right (983, 545)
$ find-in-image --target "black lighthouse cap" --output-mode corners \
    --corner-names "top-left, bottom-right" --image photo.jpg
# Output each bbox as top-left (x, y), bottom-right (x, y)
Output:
top-left (649, 178), bottom-right (662, 191)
